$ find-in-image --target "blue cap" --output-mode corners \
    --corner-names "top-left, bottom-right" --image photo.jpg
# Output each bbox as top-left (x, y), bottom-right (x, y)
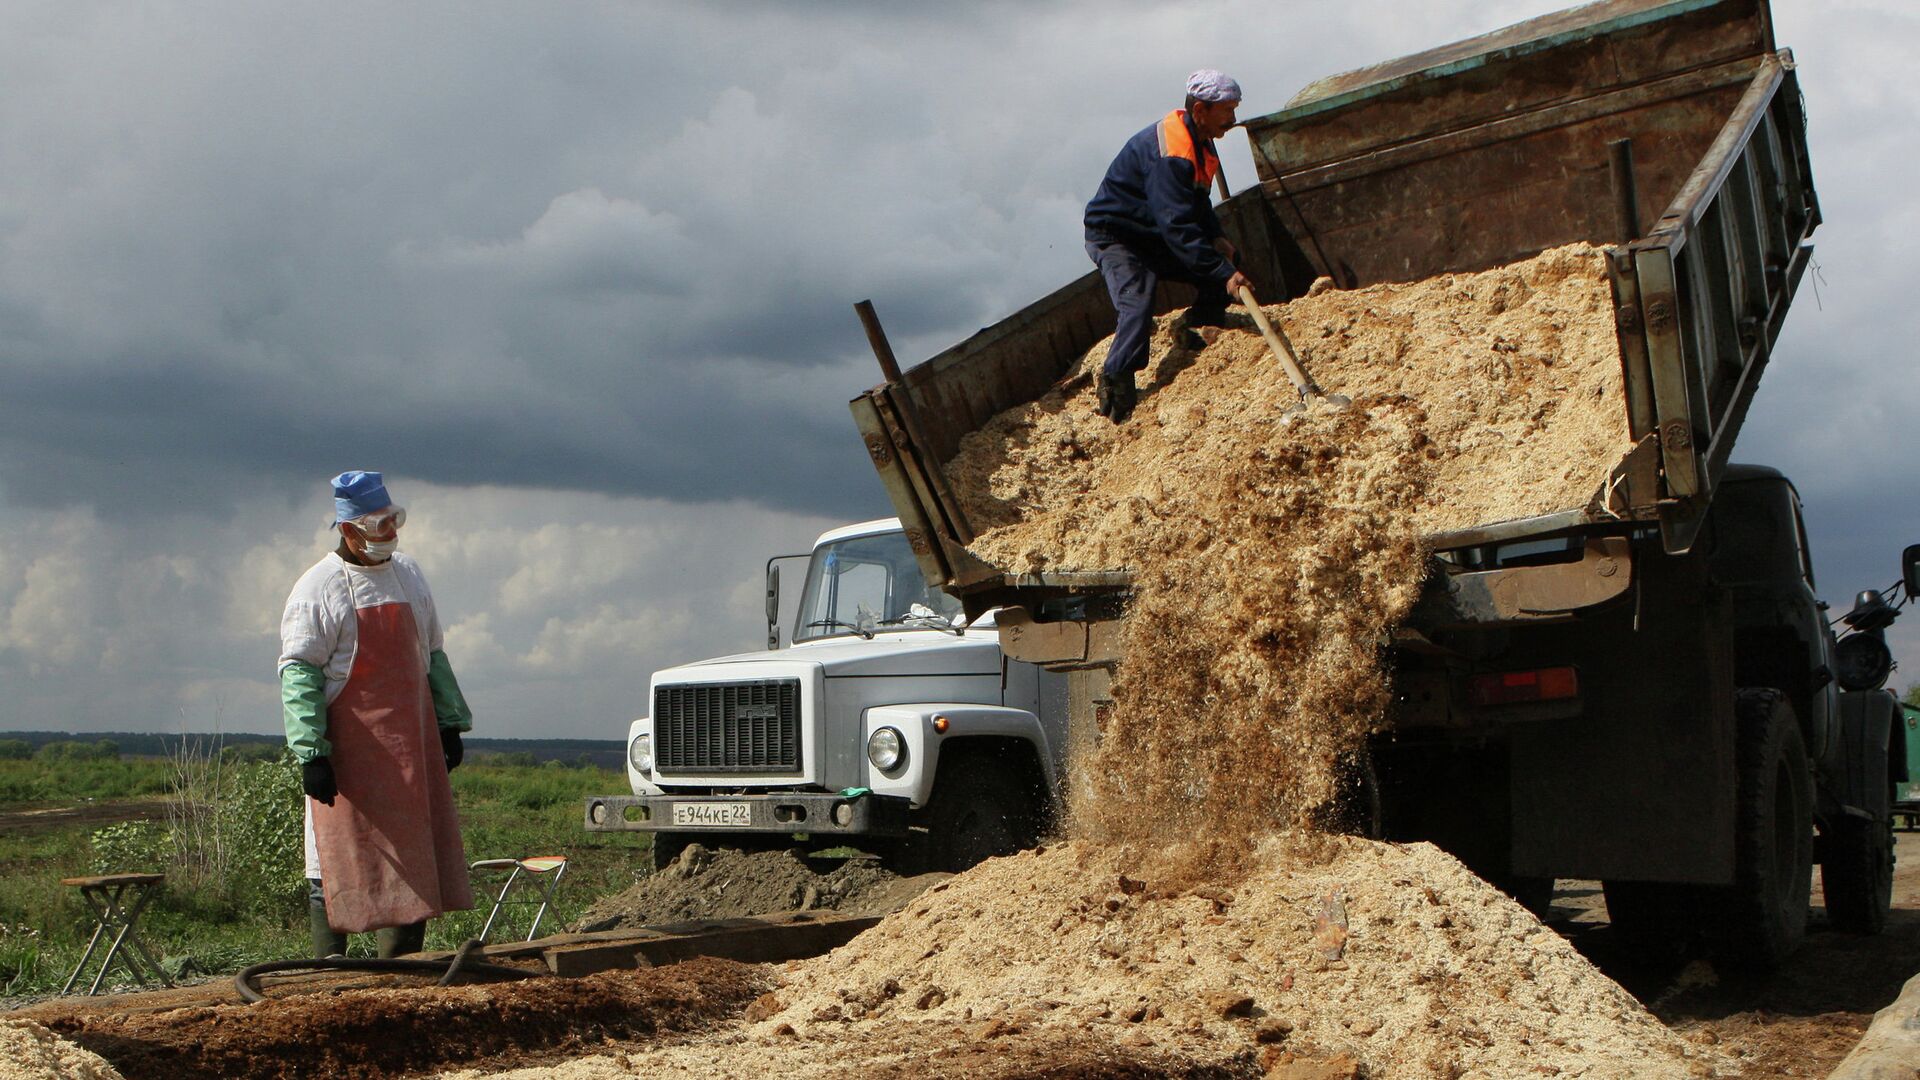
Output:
top-left (331, 470), bottom-right (393, 524)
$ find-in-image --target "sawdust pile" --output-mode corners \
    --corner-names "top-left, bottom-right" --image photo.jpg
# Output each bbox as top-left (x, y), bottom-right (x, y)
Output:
top-left (756, 838), bottom-right (1711, 1077)
top-left (463, 838), bottom-right (1716, 1079)
top-left (0, 1019), bottom-right (123, 1080)
top-left (947, 242), bottom-right (1630, 857)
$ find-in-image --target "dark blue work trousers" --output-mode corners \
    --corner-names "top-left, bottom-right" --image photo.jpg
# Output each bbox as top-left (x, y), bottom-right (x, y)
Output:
top-left (1086, 233), bottom-right (1230, 378)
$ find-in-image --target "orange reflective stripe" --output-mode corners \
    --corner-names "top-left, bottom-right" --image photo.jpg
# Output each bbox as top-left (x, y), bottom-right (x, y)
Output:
top-left (1157, 110), bottom-right (1218, 191)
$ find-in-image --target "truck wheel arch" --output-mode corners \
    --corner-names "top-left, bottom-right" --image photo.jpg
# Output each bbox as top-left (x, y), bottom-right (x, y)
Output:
top-left (912, 740), bottom-right (1052, 873)
top-left (862, 704), bottom-right (1058, 808)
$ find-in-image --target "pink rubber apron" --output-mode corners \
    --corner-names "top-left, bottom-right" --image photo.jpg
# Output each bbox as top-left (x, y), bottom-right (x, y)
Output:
top-left (312, 599), bottom-right (471, 932)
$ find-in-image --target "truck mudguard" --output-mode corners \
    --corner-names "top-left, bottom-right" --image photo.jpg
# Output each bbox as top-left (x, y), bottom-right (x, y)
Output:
top-left (1833, 690), bottom-right (1896, 820)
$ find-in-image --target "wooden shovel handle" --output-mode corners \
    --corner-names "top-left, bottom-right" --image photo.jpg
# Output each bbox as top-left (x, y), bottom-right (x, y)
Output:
top-left (1238, 286), bottom-right (1319, 395)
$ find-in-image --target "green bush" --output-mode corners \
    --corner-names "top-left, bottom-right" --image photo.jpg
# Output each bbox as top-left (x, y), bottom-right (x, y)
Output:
top-left (0, 739), bottom-right (29, 761)
top-left (89, 820), bottom-right (170, 875)
top-left (217, 756), bottom-right (307, 920)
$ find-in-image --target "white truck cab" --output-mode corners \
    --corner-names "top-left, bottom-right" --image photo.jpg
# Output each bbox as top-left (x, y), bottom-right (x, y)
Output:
top-left (585, 518), bottom-right (1067, 872)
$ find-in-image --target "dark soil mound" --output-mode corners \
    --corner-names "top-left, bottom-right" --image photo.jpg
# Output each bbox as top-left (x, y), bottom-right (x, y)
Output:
top-left (572, 845), bottom-right (946, 931)
top-left (45, 956), bottom-right (764, 1080)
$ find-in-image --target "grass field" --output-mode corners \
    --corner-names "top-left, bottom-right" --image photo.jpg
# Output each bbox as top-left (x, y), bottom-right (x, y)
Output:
top-left (0, 753), bottom-right (650, 997)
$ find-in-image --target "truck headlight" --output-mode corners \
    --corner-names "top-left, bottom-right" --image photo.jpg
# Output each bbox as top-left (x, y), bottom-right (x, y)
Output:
top-left (866, 727), bottom-right (904, 772)
top-left (629, 733), bottom-right (653, 774)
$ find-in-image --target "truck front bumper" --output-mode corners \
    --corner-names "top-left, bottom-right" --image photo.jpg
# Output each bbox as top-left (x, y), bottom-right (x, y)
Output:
top-left (583, 791), bottom-right (912, 837)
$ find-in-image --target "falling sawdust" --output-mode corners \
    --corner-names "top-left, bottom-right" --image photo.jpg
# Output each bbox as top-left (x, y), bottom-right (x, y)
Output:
top-left (0, 1019), bottom-right (124, 1080)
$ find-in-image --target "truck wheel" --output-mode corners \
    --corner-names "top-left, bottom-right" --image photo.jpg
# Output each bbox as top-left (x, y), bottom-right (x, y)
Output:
top-left (1822, 814), bottom-right (1894, 934)
top-left (920, 749), bottom-right (1043, 874)
top-left (1709, 688), bottom-right (1814, 970)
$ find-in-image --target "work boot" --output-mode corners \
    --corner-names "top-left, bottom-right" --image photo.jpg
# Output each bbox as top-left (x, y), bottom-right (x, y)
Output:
top-left (1175, 317), bottom-right (1223, 352)
top-left (1096, 370), bottom-right (1137, 423)
top-left (376, 920), bottom-right (427, 959)
top-left (309, 897), bottom-right (347, 960)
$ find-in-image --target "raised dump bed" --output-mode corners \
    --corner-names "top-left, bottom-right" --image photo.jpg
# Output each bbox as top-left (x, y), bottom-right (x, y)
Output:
top-left (851, 0), bottom-right (1817, 614)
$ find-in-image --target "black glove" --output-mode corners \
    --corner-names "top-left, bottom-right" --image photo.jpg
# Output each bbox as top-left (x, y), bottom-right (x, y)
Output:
top-left (302, 758), bottom-right (338, 806)
top-left (441, 728), bottom-right (465, 772)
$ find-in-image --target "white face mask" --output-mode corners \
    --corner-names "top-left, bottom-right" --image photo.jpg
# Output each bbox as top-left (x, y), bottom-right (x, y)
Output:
top-left (359, 538), bottom-right (399, 562)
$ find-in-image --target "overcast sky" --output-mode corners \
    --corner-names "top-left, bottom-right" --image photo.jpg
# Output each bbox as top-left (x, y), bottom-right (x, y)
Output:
top-left (1, 1), bottom-right (1915, 743)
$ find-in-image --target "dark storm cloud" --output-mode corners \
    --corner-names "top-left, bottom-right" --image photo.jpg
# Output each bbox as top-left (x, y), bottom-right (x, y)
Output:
top-left (0, 1), bottom-right (1484, 528)
top-left (0, 2), bottom-right (1043, 522)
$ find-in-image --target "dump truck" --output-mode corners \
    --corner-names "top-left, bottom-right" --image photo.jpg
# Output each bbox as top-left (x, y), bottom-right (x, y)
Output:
top-left (584, 518), bottom-right (1067, 873)
top-left (848, 0), bottom-right (1913, 966)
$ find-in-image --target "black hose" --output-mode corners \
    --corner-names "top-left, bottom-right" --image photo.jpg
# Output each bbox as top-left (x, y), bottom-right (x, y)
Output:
top-left (234, 941), bottom-right (540, 1004)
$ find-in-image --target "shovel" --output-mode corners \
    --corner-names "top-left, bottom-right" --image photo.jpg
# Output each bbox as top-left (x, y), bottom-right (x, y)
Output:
top-left (1239, 285), bottom-right (1351, 416)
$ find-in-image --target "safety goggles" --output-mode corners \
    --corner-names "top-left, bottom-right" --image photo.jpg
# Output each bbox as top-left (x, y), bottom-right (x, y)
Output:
top-left (342, 506), bottom-right (407, 537)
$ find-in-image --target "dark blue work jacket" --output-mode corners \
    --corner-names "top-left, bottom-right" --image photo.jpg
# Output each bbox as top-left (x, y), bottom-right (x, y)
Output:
top-left (1083, 109), bottom-right (1231, 282)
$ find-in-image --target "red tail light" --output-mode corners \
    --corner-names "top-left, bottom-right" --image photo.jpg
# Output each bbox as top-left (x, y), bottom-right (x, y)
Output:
top-left (1469, 666), bottom-right (1579, 707)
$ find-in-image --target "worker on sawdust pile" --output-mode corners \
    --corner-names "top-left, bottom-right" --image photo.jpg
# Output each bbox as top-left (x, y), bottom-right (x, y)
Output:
top-left (1084, 68), bottom-right (1256, 424)
top-left (279, 470), bottom-right (474, 959)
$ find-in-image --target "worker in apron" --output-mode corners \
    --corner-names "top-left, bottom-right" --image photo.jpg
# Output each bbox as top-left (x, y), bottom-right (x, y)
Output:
top-left (279, 470), bottom-right (474, 958)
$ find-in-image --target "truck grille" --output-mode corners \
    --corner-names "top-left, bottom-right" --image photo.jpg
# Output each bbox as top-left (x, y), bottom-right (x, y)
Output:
top-left (654, 678), bottom-right (802, 774)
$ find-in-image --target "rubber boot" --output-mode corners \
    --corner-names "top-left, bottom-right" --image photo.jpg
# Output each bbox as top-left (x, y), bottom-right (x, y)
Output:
top-left (309, 896), bottom-right (347, 959)
top-left (376, 920), bottom-right (427, 959)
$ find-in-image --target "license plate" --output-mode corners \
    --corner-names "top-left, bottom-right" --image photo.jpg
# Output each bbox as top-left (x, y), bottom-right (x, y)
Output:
top-left (671, 801), bottom-right (753, 828)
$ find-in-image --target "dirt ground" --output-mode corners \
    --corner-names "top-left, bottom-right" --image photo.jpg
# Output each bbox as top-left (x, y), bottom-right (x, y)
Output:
top-left (1559, 829), bottom-right (1920, 1078)
top-left (13, 956), bottom-right (765, 1080)
top-left (0, 800), bottom-right (165, 837)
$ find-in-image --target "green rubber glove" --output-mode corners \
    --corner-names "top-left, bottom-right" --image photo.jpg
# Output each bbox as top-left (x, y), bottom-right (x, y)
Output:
top-left (427, 650), bottom-right (473, 732)
top-left (281, 661), bottom-right (330, 763)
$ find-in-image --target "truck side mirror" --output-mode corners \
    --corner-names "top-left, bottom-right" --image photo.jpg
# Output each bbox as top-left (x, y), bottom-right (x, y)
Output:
top-left (1904, 543), bottom-right (1920, 600)
top-left (766, 565), bottom-right (781, 650)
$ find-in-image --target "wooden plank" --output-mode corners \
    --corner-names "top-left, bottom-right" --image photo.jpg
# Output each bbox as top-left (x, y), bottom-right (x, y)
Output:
top-left (541, 912), bottom-right (883, 978)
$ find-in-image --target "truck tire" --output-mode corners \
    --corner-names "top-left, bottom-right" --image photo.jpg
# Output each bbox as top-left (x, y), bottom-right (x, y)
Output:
top-left (1822, 814), bottom-right (1894, 934)
top-left (919, 748), bottom-right (1044, 874)
top-left (1709, 688), bottom-right (1814, 970)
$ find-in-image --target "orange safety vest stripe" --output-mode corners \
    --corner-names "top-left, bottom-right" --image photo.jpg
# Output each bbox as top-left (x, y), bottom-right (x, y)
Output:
top-left (1156, 110), bottom-right (1219, 191)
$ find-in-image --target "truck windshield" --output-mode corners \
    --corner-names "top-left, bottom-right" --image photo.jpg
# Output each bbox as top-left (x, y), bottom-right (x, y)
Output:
top-left (794, 531), bottom-right (965, 642)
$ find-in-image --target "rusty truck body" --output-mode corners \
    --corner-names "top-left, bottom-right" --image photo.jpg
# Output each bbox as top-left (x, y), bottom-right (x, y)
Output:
top-left (849, 0), bottom-right (1912, 965)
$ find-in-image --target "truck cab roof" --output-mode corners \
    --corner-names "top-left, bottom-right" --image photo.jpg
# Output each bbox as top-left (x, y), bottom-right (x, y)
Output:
top-left (814, 517), bottom-right (904, 548)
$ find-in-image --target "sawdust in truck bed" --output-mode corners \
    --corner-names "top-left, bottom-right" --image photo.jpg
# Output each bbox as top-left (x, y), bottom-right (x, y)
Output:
top-left (951, 241), bottom-right (1630, 570)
